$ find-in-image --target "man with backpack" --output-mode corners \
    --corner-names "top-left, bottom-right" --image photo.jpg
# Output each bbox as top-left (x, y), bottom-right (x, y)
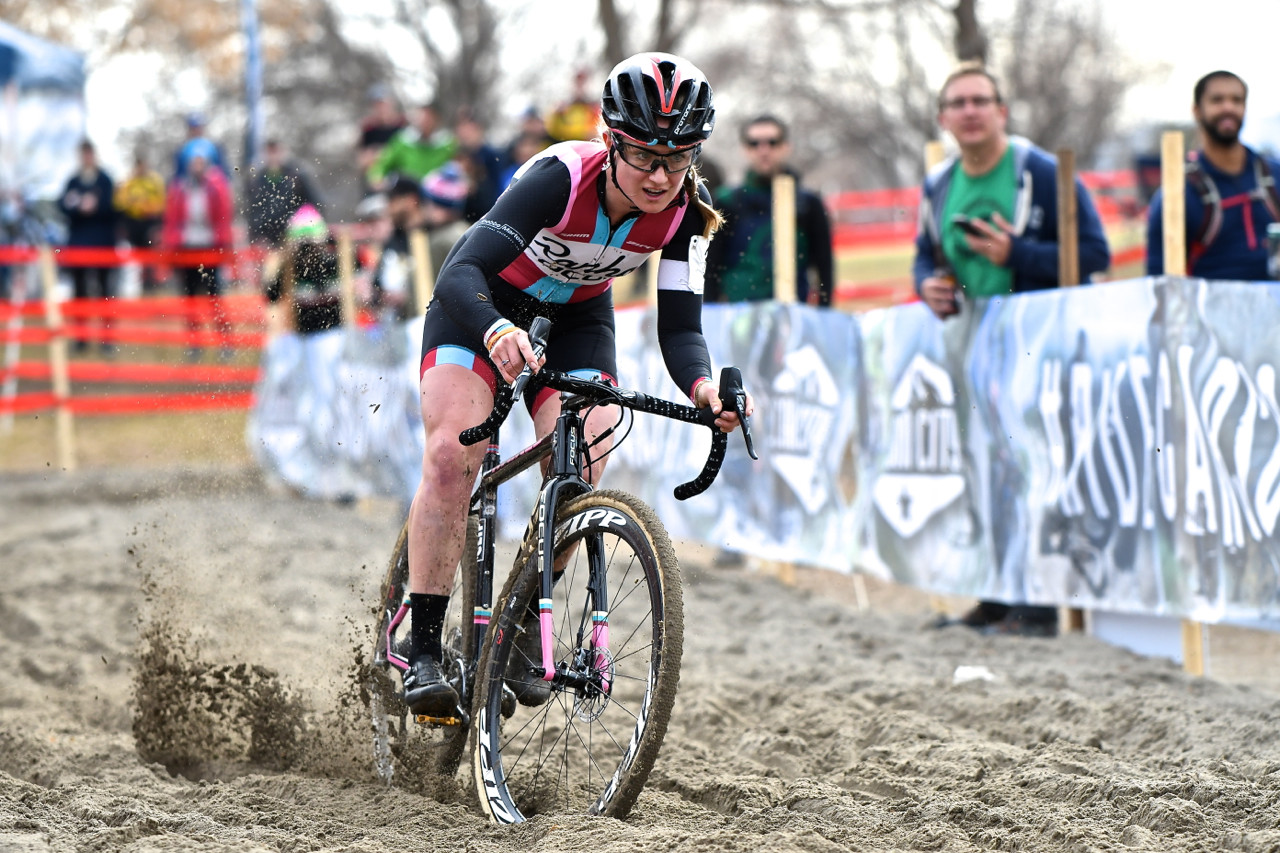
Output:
top-left (1146, 70), bottom-right (1280, 281)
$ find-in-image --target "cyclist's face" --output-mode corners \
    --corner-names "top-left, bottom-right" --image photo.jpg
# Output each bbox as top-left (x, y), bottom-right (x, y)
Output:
top-left (609, 134), bottom-right (695, 213)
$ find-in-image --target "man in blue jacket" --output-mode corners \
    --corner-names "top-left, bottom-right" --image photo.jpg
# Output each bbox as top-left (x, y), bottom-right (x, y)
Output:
top-left (912, 64), bottom-right (1111, 636)
top-left (1145, 70), bottom-right (1280, 281)
top-left (913, 64), bottom-right (1110, 319)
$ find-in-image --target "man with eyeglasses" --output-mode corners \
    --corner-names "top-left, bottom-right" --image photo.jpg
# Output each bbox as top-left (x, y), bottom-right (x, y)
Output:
top-left (912, 64), bottom-right (1110, 637)
top-left (704, 114), bottom-right (834, 306)
top-left (913, 64), bottom-right (1109, 320)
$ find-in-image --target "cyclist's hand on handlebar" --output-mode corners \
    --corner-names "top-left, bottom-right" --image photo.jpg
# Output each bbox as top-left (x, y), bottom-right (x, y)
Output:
top-left (490, 329), bottom-right (546, 385)
top-left (695, 381), bottom-right (755, 434)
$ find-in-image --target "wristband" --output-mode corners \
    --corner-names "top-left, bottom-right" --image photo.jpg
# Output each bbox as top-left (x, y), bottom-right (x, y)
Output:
top-left (483, 319), bottom-right (516, 355)
top-left (690, 375), bottom-right (713, 405)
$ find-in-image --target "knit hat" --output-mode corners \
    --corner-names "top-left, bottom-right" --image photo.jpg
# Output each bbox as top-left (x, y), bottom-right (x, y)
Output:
top-left (181, 137), bottom-right (218, 165)
top-left (285, 204), bottom-right (327, 242)
top-left (422, 162), bottom-right (470, 211)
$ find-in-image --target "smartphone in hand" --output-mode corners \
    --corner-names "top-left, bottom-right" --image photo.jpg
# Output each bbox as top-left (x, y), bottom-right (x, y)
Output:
top-left (950, 214), bottom-right (984, 237)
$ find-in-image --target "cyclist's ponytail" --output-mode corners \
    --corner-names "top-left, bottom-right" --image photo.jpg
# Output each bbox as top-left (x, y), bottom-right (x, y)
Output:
top-left (684, 166), bottom-right (723, 238)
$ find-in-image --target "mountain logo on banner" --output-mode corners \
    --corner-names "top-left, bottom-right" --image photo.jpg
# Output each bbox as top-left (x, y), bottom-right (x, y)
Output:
top-left (873, 353), bottom-right (966, 538)
top-left (768, 344), bottom-right (839, 513)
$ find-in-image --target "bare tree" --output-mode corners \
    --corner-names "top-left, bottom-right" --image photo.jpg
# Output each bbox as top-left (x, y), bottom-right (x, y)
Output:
top-left (994, 0), bottom-right (1135, 165)
top-left (597, 0), bottom-right (691, 63)
top-left (951, 0), bottom-right (988, 63)
top-left (381, 0), bottom-right (501, 122)
top-left (689, 0), bottom-right (1147, 189)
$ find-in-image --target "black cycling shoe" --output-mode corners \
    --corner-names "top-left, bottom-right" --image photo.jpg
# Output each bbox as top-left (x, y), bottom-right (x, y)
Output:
top-left (505, 617), bottom-right (552, 707)
top-left (402, 656), bottom-right (460, 718)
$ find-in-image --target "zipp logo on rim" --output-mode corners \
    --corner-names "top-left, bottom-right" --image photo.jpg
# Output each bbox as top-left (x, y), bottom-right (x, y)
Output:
top-left (563, 508), bottom-right (629, 536)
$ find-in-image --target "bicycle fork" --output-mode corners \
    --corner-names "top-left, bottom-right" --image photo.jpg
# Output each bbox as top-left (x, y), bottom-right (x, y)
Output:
top-left (531, 412), bottom-right (612, 697)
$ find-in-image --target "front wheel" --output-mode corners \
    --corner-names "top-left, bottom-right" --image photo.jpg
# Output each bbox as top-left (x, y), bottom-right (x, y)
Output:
top-left (471, 490), bottom-right (683, 823)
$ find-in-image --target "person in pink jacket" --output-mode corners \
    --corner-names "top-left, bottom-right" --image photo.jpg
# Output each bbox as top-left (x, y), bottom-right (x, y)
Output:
top-left (162, 139), bottom-right (235, 361)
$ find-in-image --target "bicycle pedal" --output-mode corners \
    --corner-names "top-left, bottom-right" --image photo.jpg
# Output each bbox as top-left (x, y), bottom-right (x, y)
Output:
top-left (414, 713), bottom-right (463, 726)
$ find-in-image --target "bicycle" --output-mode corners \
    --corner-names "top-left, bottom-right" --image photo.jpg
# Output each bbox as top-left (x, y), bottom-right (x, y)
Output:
top-left (366, 316), bottom-right (755, 822)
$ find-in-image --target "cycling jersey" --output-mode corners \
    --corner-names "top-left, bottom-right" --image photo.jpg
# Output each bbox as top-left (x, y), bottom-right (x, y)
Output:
top-left (427, 139), bottom-right (713, 400)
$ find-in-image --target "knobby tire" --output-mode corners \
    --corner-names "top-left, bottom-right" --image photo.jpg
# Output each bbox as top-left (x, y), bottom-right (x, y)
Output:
top-left (471, 490), bottom-right (683, 823)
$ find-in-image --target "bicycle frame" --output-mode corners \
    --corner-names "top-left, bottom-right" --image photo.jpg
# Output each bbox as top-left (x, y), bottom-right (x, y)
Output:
top-left (449, 316), bottom-right (755, 709)
top-left (468, 392), bottom-right (599, 692)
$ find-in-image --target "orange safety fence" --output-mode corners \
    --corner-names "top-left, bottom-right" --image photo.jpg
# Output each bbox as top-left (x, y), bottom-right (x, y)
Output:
top-left (1, 246), bottom-right (271, 422)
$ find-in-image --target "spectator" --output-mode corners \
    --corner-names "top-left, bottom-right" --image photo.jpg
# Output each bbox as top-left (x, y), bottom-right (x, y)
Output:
top-left (704, 114), bottom-right (835, 306)
top-left (113, 150), bottom-right (167, 293)
top-left (368, 176), bottom-right (424, 321)
top-left (162, 138), bottom-right (234, 361)
top-left (356, 84), bottom-right (408, 188)
top-left (452, 106), bottom-right (505, 222)
top-left (1146, 70), bottom-right (1280, 281)
top-left (173, 112), bottom-right (228, 180)
top-left (366, 101), bottom-right (456, 191)
top-left (499, 131), bottom-right (552, 191)
top-left (245, 138), bottom-right (324, 250)
top-left (266, 204), bottom-right (342, 335)
top-left (912, 63), bottom-right (1111, 637)
top-left (546, 67), bottom-right (602, 143)
top-left (421, 161), bottom-right (472, 277)
top-left (513, 104), bottom-right (551, 149)
top-left (57, 139), bottom-right (117, 354)
top-left (369, 164), bottom-right (471, 321)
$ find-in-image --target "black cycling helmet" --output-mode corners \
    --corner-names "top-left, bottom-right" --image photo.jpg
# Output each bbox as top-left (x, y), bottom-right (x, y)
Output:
top-left (601, 52), bottom-right (715, 149)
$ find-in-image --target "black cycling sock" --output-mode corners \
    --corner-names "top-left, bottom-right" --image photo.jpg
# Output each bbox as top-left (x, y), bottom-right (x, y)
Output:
top-left (409, 593), bottom-right (449, 663)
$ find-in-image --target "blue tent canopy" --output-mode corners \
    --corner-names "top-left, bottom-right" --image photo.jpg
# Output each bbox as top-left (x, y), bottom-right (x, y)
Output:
top-left (0, 21), bottom-right (85, 92)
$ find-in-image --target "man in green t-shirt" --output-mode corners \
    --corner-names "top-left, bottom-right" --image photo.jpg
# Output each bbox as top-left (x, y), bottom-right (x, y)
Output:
top-left (367, 102), bottom-right (457, 192)
top-left (912, 64), bottom-right (1109, 317)
top-left (911, 64), bottom-right (1111, 637)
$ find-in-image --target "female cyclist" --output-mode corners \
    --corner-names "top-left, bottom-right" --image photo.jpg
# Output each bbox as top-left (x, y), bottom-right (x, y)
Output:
top-left (401, 52), bottom-right (754, 715)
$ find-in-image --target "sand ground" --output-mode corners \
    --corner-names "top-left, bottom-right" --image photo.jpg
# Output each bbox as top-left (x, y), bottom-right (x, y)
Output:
top-left (2, 461), bottom-right (1279, 852)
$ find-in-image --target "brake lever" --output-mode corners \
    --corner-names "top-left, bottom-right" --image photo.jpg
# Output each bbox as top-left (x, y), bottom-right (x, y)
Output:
top-left (717, 366), bottom-right (757, 460)
top-left (509, 316), bottom-right (552, 401)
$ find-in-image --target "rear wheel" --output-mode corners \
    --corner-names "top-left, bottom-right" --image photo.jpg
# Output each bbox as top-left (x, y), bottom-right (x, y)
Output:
top-left (367, 514), bottom-right (478, 783)
top-left (471, 490), bottom-right (683, 823)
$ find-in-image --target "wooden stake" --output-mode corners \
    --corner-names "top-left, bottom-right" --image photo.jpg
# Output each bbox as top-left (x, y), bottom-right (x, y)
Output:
top-left (1056, 149), bottom-right (1080, 286)
top-left (925, 139), bottom-right (947, 170)
top-left (409, 228), bottom-right (434, 316)
top-left (1054, 149), bottom-right (1085, 630)
top-left (337, 229), bottom-right (357, 328)
top-left (1161, 131), bottom-right (1187, 276)
top-left (39, 246), bottom-right (75, 471)
top-left (771, 173), bottom-right (797, 303)
top-left (1181, 619), bottom-right (1206, 676)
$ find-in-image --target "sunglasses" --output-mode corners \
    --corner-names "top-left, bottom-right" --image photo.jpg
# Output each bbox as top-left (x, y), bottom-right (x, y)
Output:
top-left (612, 136), bottom-right (700, 174)
top-left (745, 137), bottom-right (783, 149)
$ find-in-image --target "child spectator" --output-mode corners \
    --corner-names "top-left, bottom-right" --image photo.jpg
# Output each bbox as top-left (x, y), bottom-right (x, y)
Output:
top-left (267, 204), bottom-right (343, 335)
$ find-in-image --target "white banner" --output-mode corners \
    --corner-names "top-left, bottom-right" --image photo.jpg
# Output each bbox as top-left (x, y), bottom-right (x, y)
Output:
top-left (246, 279), bottom-right (1280, 625)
